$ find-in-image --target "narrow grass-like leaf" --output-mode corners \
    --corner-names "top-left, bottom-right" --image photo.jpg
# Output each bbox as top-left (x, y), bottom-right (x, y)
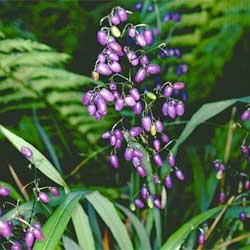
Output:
top-left (0, 124), bottom-right (68, 189)
top-left (62, 236), bottom-right (82, 250)
top-left (173, 96), bottom-right (250, 154)
top-left (117, 204), bottom-right (151, 250)
top-left (86, 191), bottom-right (133, 250)
top-left (161, 207), bottom-right (222, 250)
top-left (33, 109), bottom-right (62, 173)
top-left (33, 192), bottom-right (81, 250)
top-left (71, 203), bottom-right (95, 250)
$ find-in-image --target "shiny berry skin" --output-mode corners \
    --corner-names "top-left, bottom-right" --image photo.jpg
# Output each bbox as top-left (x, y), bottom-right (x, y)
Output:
top-left (147, 64), bottom-right (160, 74)
top-left (168, 154), bottom-right (175, 167)
top-left (127, 51), bottom-right (139, 66)
top-left (143, 30), bottom-right (153, 45)
top-left (155, 120), bottom-right (164, 133)
top-left (97, 30), bottom-right (108, 45)
top-left (99, 88), bottom-right (114, 102)
top-left (82, 91), bottom-right (93, 106)
top-left (173, 82), bottom-right (185, 90)
top-left (245, 180), bottom-right (250, 190)
top-left (25, 231), bottom-right (34, 248)
top-left (0, 220), bottom-right (12, 238)
top-left (110, 135), bottom-right (117, 146)
top-left (134, 67), bottom-right (147, 83)
top-left (176, 102), bottom-right (185, 116)
top-left (153, 154), bottom-right (163, 167)
top-left (132, 157), bottom-right (141, 167)
top-left (117, 7), bottom-right (128, 22)
top-left (39, 192), bottom-right (50, 203)
top-left (21, 146), bottom-right (33, 159)
top-left (109, 61), bottom-right (121, 73)
top-left (128, 26), bottom-right (136, 38)
top-left (136, 34), bottom-right (147, 47)
top-left (163, 85), bottom-right (173, 97)
top-left (0, 186), bottom-right (10, 197)
top-left (161, 133), bottom-right (170, 143)
top-left (168, 104), bottom-right (176, 119)
top-left (129, 88), bottom-right (140, 101)
top-left (111, 15), bottom-right (120, 25)
top-left (241, 110), bottom-right (250, 121)
top-left (50, 187), bottom-right (60, 197)
top-left (136, 165), bottom-right (147, 178)
top-left (134, 198), bottom-right (144, 209)
top-left (141, 116), bottom-right (152, 132)
top-left (125, 95), bottom-right (136, 107)
top-left (133, 102), bottom-right (143, 114)
top-left (153, 139), bottom-right (161, 151)
top-left (109, 82), bottom-right (117, 90)
top-left (96, 63), bottom-right (112, 76)
top-left (134, 2), bottom-right (143, 11)
top-left (153, 197), bottom-right (161, 209)
top-left (129, 127), bottom-right (142, 137)
top-left (11, 241), bottom-right (22, 250)
top-left (198, 233), bottom-right (205, 245)
top-left (109, 155), bottom-right (119, 169)
top-left (115, 99), bottom-right (125, 111)
top-left (109, 53), bottom-right (119, 61)
top-left (175, 170), bottom-right (184, 181)
top-left (95, 97), bottom-right (107, 115)
top-left (164, 175), bottom-right (173, 189)
top-left (33, 228), bottom-right (44, 240)
top-left (141, 186), bottom-right (149, 200)
top-left (239, 211), bottom-right (247, 221)
top-left (102, 131), bottom-right (111, 139)
top-left (140, 55), bottom-right (149, 65)
top-left (124, 148), bottom-right (134, 161)
top-left (162, 102), bottom-right (169, 116)
top-left (219, 191), bottom-right (226, 204)
top-left (108, 41), bottom-right (122, 54)
top-left (147, 4), bottom-right (154, 12)
top-left (87, 104), bottom-right (96, 116)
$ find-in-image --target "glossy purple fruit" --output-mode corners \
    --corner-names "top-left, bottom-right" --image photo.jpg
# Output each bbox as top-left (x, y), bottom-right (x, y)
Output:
top-left (111, 15), bottom-right (120, 25)
top-left (168, 104), bottom-right (176, 119)
top-left (11, 241), bottom-right (22, 250)
top-left (133, 149), bottom-right (143, 159)
top-left (147, 4), bottom-right (154, 12)
top-left (134, 67), bottom-right (147, 83)
top-left (129, 127), bottom-right (142, 137)
top-left (127, 51), bottom-right (139, 66)
top-left (95, 112), bottom-right (103, 120)
top-left (153, 197), bottom-right (161, 209)
top-left (173, 82), bottom-right (185, 90)
top-left (198, 233), bottom-right (205, 245)
top-left (124, 148), bottom-right (134, 161)
top-left (0, 187), bottom-right (10, 197)
top-left (50, 187), bottom-right (60, 197)
top-left (129, 88), bottom-right (140, 101)
top-left (25, 231), bottom-right (34, 248)
top-left (117, 7), bottom-right (128, 22)
top-left (99, 88), bottom-right (114, 102)
top-left (114, 130), bottom-right (123, 140)
top-left (144, 30), bottom-right (153, 45)
top-left (39, 192), bottom-right (50, 203)
top-left (132, 156), bottom-right (141, 167)
top-left (102, 131), bottom-right (111, 139)
top-left (87, 104), bottom-right (96, 116)
top-left (241, 110), bottom-right (250, 121)
top-left (153, 154), bottom-right (163, 167)
top-left (163, 85), bottom-right (173, 97)
top-left (109, 82), bottom-right (117, 90)
top-left (155, 120), bottom-right (164, 133)
top-left (147, 64), bottom-right (160, 74)
top-left (95, 97), bottom-right (107, 115)
top-left (109, 61), bottom-right (121, 73)
top-left (141, 186), bottom-right (149, 200)
top-left (134, 198), bottom-right (144, 209)
top-left (161, 133), bottom-right (170, 143)
top-left (0, 220), bottom-right (12, 238)
top-left (134, 2), bottom-right (143, 11)
top-left (125, 95), bottom-right (136, 107)
top-left (153, 139), bottom-right (161, 151)
top-left (21, 146), bottom-right (33, 159)
top-left (136, 165), bottom-right (147, 177)
top-left (168, 154), bottom-right (175, 167)
top-left (97, 53), bottom-right (106, 63)
top-left (109, 155), bottom-right (119, 168)
top-left (140, 55), bottom-right (149, 65)
top-left (108, 41), bottom-right (122, 54)
top-left (110, 135), bottom-right (117, 146)
top-left (162, 102), bottom-right (168, 116)
top-left (97, 30), bottom-right (108, 45)
top-left (164, 175), bottom-right (173, 189)
top-left (175, 169), bottom-right (184, 181)
top-left (115, 98), bottom-right (125, 111)
top-left (142, 116), bottom-right (152, 132)
top-left (82, 91), bottom-right (93, 106)
top-left (33, 228), bottom-right (44, 240)
top-left (136, 34), bottom-right (147, 47)
top-left (96, 63), bottom-right (112, 76)
top-left (219, 191), bottom-right (226, 204)
top-left (108, 53), bottom-right (119, 61)
top-left (239, 211), bottom-right (247, 221)
top-left (245, 180), bottom-right (250, 190)
top-left (133, 102), bottom-right (143, 114)
top-left (128, 26), bottom-right (136, 38)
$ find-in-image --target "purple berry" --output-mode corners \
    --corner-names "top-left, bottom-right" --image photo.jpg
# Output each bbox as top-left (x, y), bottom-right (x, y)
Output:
top-left (161, 133), bottom-right (170, 143)
top-left (109, 61), bottom-right (121, 73)
top-left (87, 104), bottom-right (96, 116)
top-left (50, 187), bottom-right (60, 197)
top-left (142, 116), bottom-right (152, 132)
top-left (141, 186), bottom-right (149, 200)
top-left (134, 198), bottom-right (144, 209)
top-left (133, 102), bottom-right (143, 114)
top-left (153, 139), bottom-right (161, 151)
top-left (111, 15), bottom-right (120, 25)
top-left (245, 180), bottom-right (250, 190)
top-left (198, 233), bottom-right (205, 245)
top-left (168, 154), bottom-right (175, 167)
top-left (172, 13), bottom-right (181, 22)
top-left (99, 88), bottom-right (115, 102)
top-left (164, 175), bottom-right (173, 189)
top-left (109, 82), bottom-right (117, 90)
top-left (96, 63), bottom-right (112, 76)
top-left (127, 51), bottom-right (139, 66)
top-left (33, 228), bottom-right (44, 240)
top-left (162, 102), bottom-right (169, 116)
top-left (117, 7), bottom-right (128, 22)
top-left (219, 191), bottom-right (226, 204)
top-left (95, 97), bottom-right (107, 115)
top-left (155, 120), bottom-right (164, 133)
top-left (115, 98), bottom-right (125, 111)
top-left (239, 211), bottom-right (247, 221)
top-left (33, 223), bottom-right (42, 230)
top-left (173, 82), bottom-right (185, 90)
top-left (133, 149), bottom-right (143, 159)
top-left (114, 130), bottom-right (123, 140)
top-left (124, 148), bottom-right (134, 161)
top-left (108, 41), bottom-right (122, 54)
top-left (147, 4), bottom-right (154, 12)
top-left (136, 165), bottom-right (147, 177)
top-left (0, 220), bottom-right (12, 238)
top-left (140, 55), bottom-right (149, 65)
top-left (108, 53), bottom-right (119, 61)
top-left (134, 67), bottom-right (147, 83)
top-left (241, 110), bottom-right (250, 121)
top-left (110, 135), bottom-right (117, 146)
top-left (153, 154), bottom-right (163, 167)
top-left (129, 127), bottom-right (142, 137)
top-left (102, 131), bottom-right (111, 139)
top-left (11, 241), bottom-right (22, 250)
top-left (168, 104), bottom-right (176, 119)
top-left (109, 155), bottom-right (119, 169)
top-left (25, 231), bottom-right (34, 248)
top-left (147, 64), bottom-right (160, 74)
top-left (132, 156), bottom-right (141, 167)
top-left (82, 91), bottom-right (93, 106)
top-left (39, 192), bottom-right (50, 203)
top-left (144, 30), bottom-right (153, 45)
top-left (128, 26), bottom-right (136, 38)
top-left (125, 95), bottom-right (136, 107)
top-left (129, 88), bottom-right (140, 101)
top-left (21, 146), bottom-right (33, 159)
top-left (136, 34), bottom-right (147, 47)
top-left (115, 139), bottom-right (122, 149)
top-left (0, 186), bottom-right (10, 197)
top-left (97, 30), bottom-right (108, 45)
top-left (175, 169), bottom-right (184, 181)
top-left (134, 2), bottom-right (143, 11)
top-left (163, 85), bottom-right (173, 97)
top-left (98, 53), bottom-right (106, 63)
top-left (153, 197), bottom-right (161, 209)
top-left (163, 13), bottom-right (171, 23)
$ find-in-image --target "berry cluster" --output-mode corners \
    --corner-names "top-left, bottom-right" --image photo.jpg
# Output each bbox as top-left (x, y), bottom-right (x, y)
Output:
top-left (82, 7), bottom-right (187, 210)
top-left (0, 146), bottom-right (60, 249)
top-left (212, 108), bottom-right (250, 221)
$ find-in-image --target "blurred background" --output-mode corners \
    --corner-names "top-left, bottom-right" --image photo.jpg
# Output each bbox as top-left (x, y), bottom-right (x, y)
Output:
top-left (0, 0), bottom-right (249, 242)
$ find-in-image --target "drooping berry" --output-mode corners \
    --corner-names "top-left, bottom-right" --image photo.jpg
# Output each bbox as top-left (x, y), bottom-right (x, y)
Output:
top-left (153, 154), bottom-right (163, 167)
top-left (134, 67), bottom-right (147, 83)
top-left (21, 146), bottom-right (33, 159)
top-left (25, 231), bottom-right (35, 248)
top-left (239, 211), bottom-right (247, 221)
top-left (175, 169), bottom-right (184, 181)
top-left (0, 220), bottom-right (12, 238)
top-left (198, 233), bottom-right (205, 245)
top-left (134, 198), bottom-right (144, 209)
top-left (164, 175), bottom-right (173, 189)
top-left (136, 165), bottom-right (147, 177)
top-left (99, 88), bottom-right (114, 102)
top-left (141, 116), bottom-right (152, 132)
top-left (50, 187), bottom-right (60, 197)
top-left (140, 186), bottom-right (149, 200)
top-left (124, 148), bottom-right (134, 161)
top-left (167, 154), bottom-right (175, 167)
top-left (109, 155), bottom-right (119, 169)
top-left (39, 192), bottom-right (50, 203)
top-left (0, 186), bottom-right (10, 197)
top-left (11, 241), bottom-right (22, 250)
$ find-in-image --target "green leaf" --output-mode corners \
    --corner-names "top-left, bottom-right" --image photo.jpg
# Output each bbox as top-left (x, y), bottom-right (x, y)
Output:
top-left (161, 207), bottom-right (222, 250)
top-left (62, 236), bottom-right (82, 250)
top-left (33, 192), bottom-right (81, 250)
top-left (0, 181), bottom-right (23, 201)
top-left (173, 96), bottom-right (250, 154)
top-left (86, 191), bottom-right (133, 250)
top-left (0, 124), bottom-right (68, 189)
top-left (71, 203), bottom-right (95, 250)
top-left (116, 204), bottom-right (151, 250)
